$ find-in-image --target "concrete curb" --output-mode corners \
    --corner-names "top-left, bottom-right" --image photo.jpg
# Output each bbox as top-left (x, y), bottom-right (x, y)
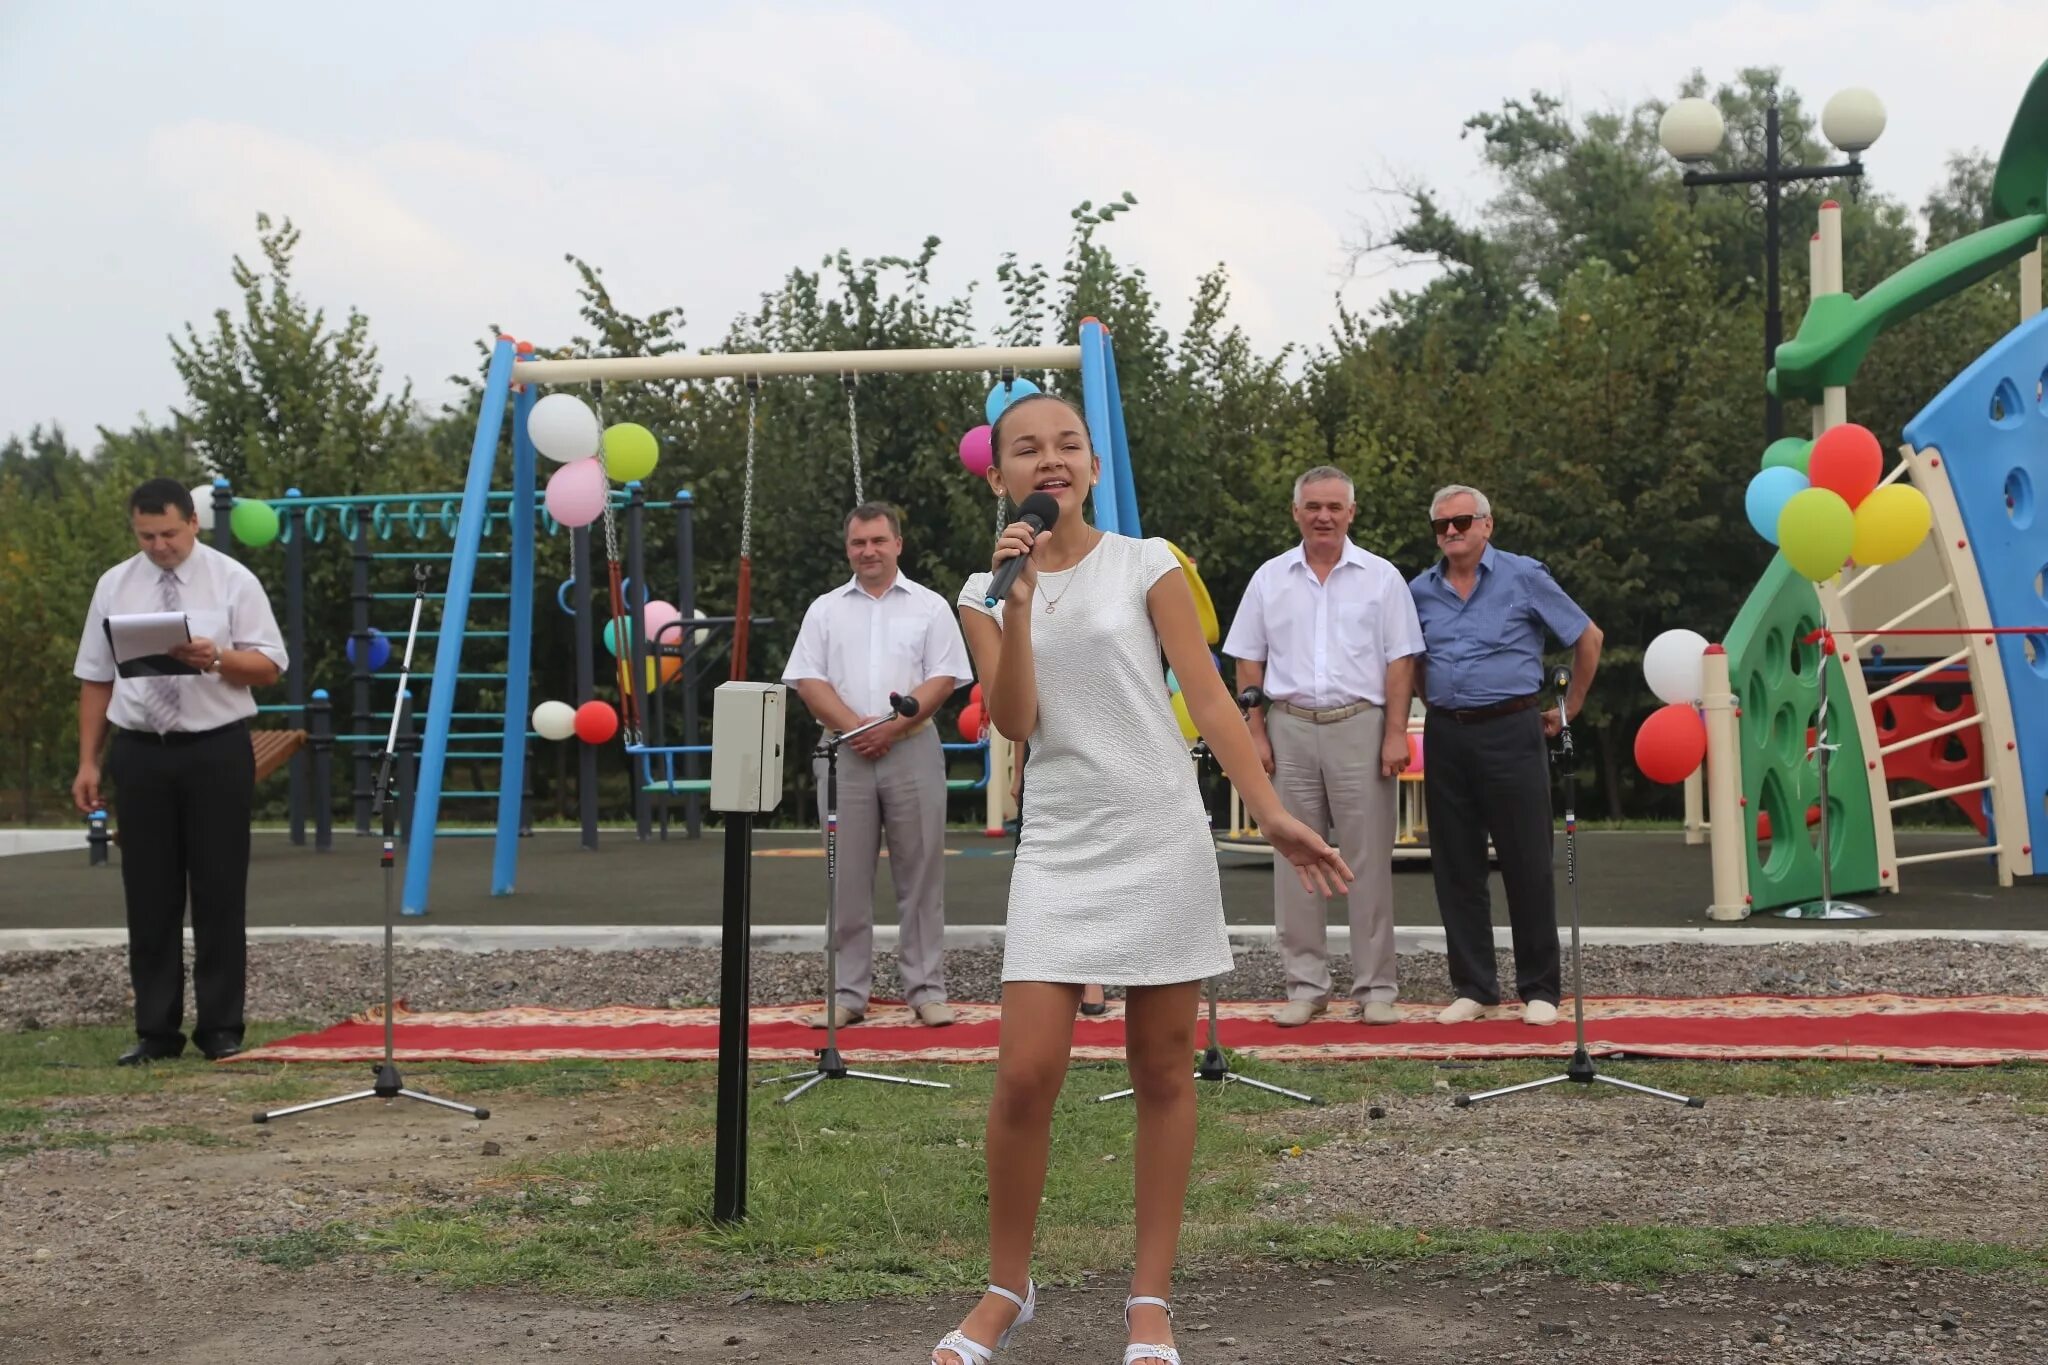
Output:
top-left (8, 924), bottom-right (2048, 955)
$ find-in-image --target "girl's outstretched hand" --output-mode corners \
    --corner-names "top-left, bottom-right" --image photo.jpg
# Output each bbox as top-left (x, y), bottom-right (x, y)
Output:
top-left (1259, 810), bottom-right (1354, 897)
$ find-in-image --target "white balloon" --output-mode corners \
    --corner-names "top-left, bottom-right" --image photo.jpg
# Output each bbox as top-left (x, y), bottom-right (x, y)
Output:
top-left (191, 485), bottom-right (217, 532)
top-left (1643, 629), bottom-right (1711, 706)
top-left (691, 607), bottom-right (709, 647)
top-left (528, 393), bottom-right (600, 464)
top-left (532, 700), bottom-right (578, 741)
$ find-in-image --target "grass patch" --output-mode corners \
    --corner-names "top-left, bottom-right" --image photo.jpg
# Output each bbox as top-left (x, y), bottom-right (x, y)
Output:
top-left (230, 1224), bottom-right (363, 1270)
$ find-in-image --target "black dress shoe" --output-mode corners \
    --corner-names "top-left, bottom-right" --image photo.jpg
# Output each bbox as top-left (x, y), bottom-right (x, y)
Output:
top-left (117, 1040), bottom-right (185, 1066)
top-left (194, 1033), bottom-right (245, 1061)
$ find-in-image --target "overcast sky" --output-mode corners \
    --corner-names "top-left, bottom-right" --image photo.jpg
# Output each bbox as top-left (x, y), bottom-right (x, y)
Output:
top-left (2, 0), bottom-right (2038, 447)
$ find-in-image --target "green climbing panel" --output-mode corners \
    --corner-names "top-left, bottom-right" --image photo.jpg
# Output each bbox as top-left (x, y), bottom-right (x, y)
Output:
top-left (1723, 556), bottom-right (1881, 910)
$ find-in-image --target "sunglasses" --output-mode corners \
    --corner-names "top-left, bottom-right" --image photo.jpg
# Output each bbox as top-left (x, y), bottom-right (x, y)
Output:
top-left (1430, 514), bottom-right (1479, 536)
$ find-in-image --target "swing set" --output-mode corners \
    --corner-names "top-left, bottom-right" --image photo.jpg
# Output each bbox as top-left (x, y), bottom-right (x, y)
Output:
top-left (402, 320), bottom-right (1155, 914)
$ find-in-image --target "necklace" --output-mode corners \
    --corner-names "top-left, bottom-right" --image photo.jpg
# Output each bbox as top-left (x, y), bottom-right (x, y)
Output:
top-left (1035, 532), bottom-right (1100, 613)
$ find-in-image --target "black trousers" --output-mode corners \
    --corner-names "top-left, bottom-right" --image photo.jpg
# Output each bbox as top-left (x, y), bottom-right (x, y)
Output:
top-left (1422, 707), bottom-right (1561, 1005)
top-left (109, 722), bottom-right (254, 1046)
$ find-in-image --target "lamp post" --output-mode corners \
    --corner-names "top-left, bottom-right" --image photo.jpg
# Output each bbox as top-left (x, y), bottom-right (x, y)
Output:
top-left (1659, 88), bottom-right (1886, 441)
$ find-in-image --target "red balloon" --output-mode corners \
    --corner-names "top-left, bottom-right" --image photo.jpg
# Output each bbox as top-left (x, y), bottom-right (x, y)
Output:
top-left (1807, 423), bottom-right (1882, 508)
top-left (969, 683), bottom-right (984, 707)
top-left (574, 700), bottom-right (619, 745)
top-left (958, 702), bottom-right (985, 742)
top-left (1634, 703), bottom-right (1706, 785)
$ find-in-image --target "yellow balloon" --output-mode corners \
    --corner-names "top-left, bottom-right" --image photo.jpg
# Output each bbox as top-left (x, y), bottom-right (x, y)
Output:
top-left (1850, 484), bottom-right (1933, 566)
top-left (1167, 541), bottom-right (1219, 645)
top-left (1777, 487), bottom-right (1855, 582)
top-left (601, 423), bottom-right (659, 483)
top-left (1170, 689), bottom-right (1199, 743)
top-left (617, 653), bottom-right (682, 696)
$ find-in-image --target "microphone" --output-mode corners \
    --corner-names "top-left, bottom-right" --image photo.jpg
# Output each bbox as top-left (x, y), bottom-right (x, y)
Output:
top-left (889, 692), bottom-right (920, 718)
top-left (1551, 665), bottom-right (1572, 694)
top-left (1237, 685), bottom-right (1267, 711)
top-left (984, 491), bottom-right (1062, 608)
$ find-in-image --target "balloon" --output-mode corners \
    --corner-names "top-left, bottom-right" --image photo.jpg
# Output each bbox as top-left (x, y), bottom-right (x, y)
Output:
top-left (1808, 423), bottom-right (1882, 508)
top-left (1643, 628), bottom-right (1711, 706)
top-left (1165, 668), bottom-right (1181, 694)
top-left (1406, 731), bottom-right (1425, 775)
top-left (1745, 467), bottom-right (1809, 545)
top-left (1850, 484), bottom-right (1933, 566)
top-left (618, 653), bottom-right (681, 694)
top-left (532, 700), bottom-right (577, 741)
top-left (601, 422), bottom-right (659, 483)
top-left (191, 485), bottom-right (218, 532)
top-left (230, 498), bottom-right (279, 547)
top-left (601, 616), bottom-right (629, 657)
top-left (545, 457), bottom-right (608, 529)
top-left (345, 628), bottom-right (392, 673)
top-left (969, 683), bottom-right (984, 708)
top-left (689, 607), bottom-right (709, 647)
top-left (1170, 690), bottom-right (1199, 743)
top-left (1777, 487), bottom-right (1856, 581)
top-left (958, 702), bottom-right (985, 742)
top-left (958, 425), bottom-right (994, 477)
top-left (1760, 437), bottom-right (1812, 474)
top-left (530, 393), bottom-right (600, 463)
top-left (984, 377), bottom-right (1041, 424)
top-left (1634, 703), bottom-right (1707, 784)
top-left (573, 700), bottom-right (619, 744)
top-left (642, 599), bottom-right (681, 645)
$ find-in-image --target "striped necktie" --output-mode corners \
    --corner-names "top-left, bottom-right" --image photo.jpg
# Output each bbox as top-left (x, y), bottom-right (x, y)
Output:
top-left (144, 569), bottom-right (183, 734)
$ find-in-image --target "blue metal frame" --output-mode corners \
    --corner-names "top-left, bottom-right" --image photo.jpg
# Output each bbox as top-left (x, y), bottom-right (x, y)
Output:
top-left (493, 383), bottom-right (538, 895)
top-left (403, 337), bottom-right (515, 915)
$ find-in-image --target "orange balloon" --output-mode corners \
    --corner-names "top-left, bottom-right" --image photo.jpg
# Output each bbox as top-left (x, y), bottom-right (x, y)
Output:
top-left (1808, 423), bottom-right (1882, 508)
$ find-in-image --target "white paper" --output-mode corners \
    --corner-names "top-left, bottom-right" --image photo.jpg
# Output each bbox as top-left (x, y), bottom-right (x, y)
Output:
top-left (107, 612), bottom-right (191, 663)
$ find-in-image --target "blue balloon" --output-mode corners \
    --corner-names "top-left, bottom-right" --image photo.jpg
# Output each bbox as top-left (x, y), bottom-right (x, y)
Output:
top-left (984, 377), bottom-right (1042, 425)
top-left (346, 628), bottom-right (392, 672)
top-left (1165, 668), bottom-right (1181, 694)
top-left (1745, 467), bottom-right (1810, 546)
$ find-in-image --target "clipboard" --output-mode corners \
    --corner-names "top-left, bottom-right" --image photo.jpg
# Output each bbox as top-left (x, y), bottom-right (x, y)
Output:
top-left (105, 612), bottom-right (200, 677)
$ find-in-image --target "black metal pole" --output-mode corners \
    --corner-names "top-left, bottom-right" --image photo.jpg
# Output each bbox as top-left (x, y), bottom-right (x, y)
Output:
top-left (310, 689), bottom-right (334, 852)
top-left (283, 490), bottom-right (308, 845)
top-left (211, 481), bottom-right (234, 552)
top-left (676, 490), bottom-right (702, 839)
top-left (1764, 101), bottom-right (1784, 443)
top-left (350, 509), bottom-right (374, 835)
top-left (713, 809), bottom-right (754, 1224)
top-left (572, 525), bottom-right (598, 849)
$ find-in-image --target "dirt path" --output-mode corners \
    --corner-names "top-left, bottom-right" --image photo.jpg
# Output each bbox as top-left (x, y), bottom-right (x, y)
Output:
top-left (3, 1079), bottom-right (2045, 1363)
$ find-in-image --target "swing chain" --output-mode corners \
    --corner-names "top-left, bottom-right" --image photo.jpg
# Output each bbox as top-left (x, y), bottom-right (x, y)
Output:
top-left (740, 377), bottom-right (760, 559)
top-left (841, 372), bottom-right (864, 506)
top-left (591, 380), bottom-right (621, 569)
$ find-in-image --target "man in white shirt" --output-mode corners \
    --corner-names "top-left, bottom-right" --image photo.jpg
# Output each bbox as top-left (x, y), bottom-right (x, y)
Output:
top-left (1223, 467), bottom-right (1425, 1027)
top-left (71, 479), bottom-right (289, 1065)
top-left (782, 503), bottom-right (975, 1029)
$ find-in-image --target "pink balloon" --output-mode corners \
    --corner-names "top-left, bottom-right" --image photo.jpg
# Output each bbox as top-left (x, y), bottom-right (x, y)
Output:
top-left (958, 424), bottom-right (993, 477)
top-left (545, 458), bottom-right (608, 529)
top-left (642, 599), bottom-right (681, 644)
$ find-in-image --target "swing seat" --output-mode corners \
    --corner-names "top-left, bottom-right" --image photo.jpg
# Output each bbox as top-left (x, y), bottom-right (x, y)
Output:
top-left (642, 778), bottom-right (713, 795)
top-left (945, 777), bottom-right (982, 792)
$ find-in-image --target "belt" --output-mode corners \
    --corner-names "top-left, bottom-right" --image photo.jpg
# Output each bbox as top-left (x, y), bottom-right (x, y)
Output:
top-left (1433, 694), bottom-right (1542, 725)
top-left (1272, 699), bottom-right (1378, 725)
top-left (116, 719), bottom-right (247, 747)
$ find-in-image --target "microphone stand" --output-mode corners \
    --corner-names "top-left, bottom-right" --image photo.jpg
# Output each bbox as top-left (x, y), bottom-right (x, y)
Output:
top-left (758, 692), bottom-right (952, 1104)
top-left (1454, 667), bottom-right (1701, 1111)
top-left (1100, 686), bottom-right (1321, 1106)
top-left (257, 564), bottom-right (489, 1125)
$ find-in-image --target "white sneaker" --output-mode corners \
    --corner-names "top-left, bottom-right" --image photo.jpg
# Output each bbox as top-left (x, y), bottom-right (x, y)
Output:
top-left (916, 1001), bottom-right (957, 1028)
top-left (805, 1004), bottom-right (864, 1030)
top-left (1523, 1000), bottom-right (1559, 1027)
top-left (1358, 1000), bottom-right (1400, 1025)
top-left (1436, 997), bottom-right (1488, 1025)
top-left (1273, 998), bottom-right (1328, 1027)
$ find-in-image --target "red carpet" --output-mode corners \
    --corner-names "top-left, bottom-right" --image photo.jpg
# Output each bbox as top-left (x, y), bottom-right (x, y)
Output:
top-left (230, 994), bottom-right (2048, 1068)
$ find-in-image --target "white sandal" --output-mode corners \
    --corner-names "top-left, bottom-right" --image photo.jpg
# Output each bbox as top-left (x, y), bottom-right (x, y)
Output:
top-left (1122, 1295), bottom-right (1182, 1364)
top-left (930, 1280), bottom-right (1035, 1364)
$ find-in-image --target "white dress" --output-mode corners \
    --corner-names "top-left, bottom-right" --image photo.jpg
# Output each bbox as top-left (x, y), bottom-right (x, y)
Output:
top-left (960, 534), bottom-right (1234, 986)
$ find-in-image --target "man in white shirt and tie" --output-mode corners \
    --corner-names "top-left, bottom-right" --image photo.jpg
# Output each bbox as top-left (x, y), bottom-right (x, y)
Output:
top-left (71, 479), bottom-right (288, 1065)
top-left (782, 503), bottom-right (975, 1029)
top-left (1223, 467), bottom-right (1425, 1026)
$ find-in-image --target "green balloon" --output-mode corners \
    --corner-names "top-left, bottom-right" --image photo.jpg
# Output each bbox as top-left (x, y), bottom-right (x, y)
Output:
top-left (1777, 487), bottom-right (1855, 582)
top-left (602, 423), bottom-right (659, 483)
top-left (230, 498), bottom-right (279, 547)
top-left (1761, 437), bottom-right (1812, 475)
top-left (602, 617), bottom-right (628, 657)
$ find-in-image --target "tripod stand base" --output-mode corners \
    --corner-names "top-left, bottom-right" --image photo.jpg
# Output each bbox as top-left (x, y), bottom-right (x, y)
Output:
top-left (1097, 1047), bottom-right (1322, 1106)
top-left (755, 1046), bottom-right (951, 1104)
top-left (254, 1062), bottom-right (489, 1124)
top-left (1773, 899), bottom-right (1878, 920)
top-left (1453, 1049), bottom-right (1702, 1109)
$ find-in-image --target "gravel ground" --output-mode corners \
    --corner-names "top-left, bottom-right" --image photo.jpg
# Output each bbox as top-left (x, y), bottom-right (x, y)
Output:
top-left (4, 938), bottom-right (2047, 1031)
